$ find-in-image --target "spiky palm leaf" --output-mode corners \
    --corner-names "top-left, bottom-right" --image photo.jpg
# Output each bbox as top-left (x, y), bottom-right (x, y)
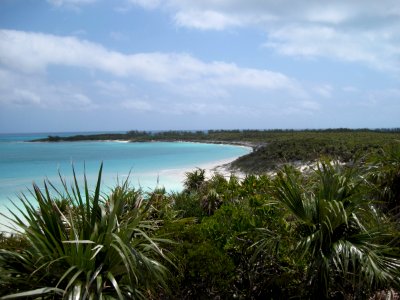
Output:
top-left (0, 164), bottom-right (171, 299)
top-left (273, 162), bottom-right (400, 298)
top-left (201, 189), bottom-right (222, 216)
top-left (183, 168), bottom-right (205, 192)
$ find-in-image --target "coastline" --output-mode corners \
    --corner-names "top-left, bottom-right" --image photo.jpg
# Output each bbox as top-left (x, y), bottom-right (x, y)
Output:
top-left (151, 139), bottom-right (257, 149)
top-left (29, 132), bottom-right (259, 150)
top-left (139, 149), bottom-right (250, 193)
top-left (0, 140), bottom-right (251, 232)
top-left (0, 159), bottom-right (247, 233)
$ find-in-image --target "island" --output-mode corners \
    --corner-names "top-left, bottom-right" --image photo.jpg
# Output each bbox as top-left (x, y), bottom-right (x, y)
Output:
top-left (34, 128), bottom-right (400, 173)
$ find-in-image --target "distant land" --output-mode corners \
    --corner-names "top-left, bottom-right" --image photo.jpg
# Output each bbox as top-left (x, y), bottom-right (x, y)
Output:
top-left (32, 129), bottom-right (400, 173)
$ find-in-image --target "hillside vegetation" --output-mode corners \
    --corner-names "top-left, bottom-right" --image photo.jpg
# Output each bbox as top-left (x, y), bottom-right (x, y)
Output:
top-left (36, 129), bottom-right (400, 173)
top-left (1, 141), bottom-right (400, 299)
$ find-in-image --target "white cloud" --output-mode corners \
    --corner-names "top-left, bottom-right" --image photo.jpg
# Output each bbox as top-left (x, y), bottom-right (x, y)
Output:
top-left (264, 25), bottom-right (399, 72)
top-left (94, 80), bottom-right (131, 96)
top-left (166, 101), bottom-right (246, 116)
top-left (129, 0), bottom-right (400, 29)
top-left (0, 29), bottom-right (300, 93)
top-left (70, 93), bottom-right (93, 107)
top-left (121, 100), bottom-right (152, 111)
top-left (174, 10), bottom-right (242, 30)
top-left (314, 84), bottom-right (333, 98)
top-left (128, 0), bottom-right (400, 73)
top-left (212, 64), bottom-right (295, 90)
top-left (0, 29), bottom-right (308, 118)
top-left (47, 0), bottom-right (97, 7)
top-left (12, 89), bottom-right (42, 106)
top-left (0, 67), bottom-right (95, 109)
top-left (127, 0), bottom-right (161, 10)
top-left (304, 7), bottom-right (352, 24)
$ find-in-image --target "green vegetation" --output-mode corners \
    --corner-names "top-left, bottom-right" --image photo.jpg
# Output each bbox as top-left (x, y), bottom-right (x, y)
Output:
top-left (2, 134), bottom-right (400, 299)
top-left (0, 165), bottom-right (171, 299)
top-left (273, 163), bottom-right (399, 298)
top-left (34, 129), bottom-right (400, 173)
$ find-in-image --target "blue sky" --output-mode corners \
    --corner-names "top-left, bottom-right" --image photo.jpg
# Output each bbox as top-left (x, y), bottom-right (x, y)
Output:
top-left (0, 0), bottom-right (399, 133)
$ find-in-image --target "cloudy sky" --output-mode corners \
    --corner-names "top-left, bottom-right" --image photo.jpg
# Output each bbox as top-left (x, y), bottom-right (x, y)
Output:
top-left (0, 0), bottom-right (399, 133)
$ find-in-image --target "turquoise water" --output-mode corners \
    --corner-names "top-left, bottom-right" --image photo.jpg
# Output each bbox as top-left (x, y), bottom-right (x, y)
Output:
top-left (0, 133), bottom-right (251, 209)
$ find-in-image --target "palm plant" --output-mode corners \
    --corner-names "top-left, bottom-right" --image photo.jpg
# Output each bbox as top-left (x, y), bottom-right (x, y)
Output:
top-left (367, 143), bottom-right (400, 218)
top-left (146, 187), bottom-right (177, 221)
top-left (0, 164), bottom-right (171, 299)
top-left (272, 161), bottom-right (400, 298)
top-left (183, 168), bottom-right (205, 192)
top-left (169, 191), bottom-right (204, 218)
top-left (201, 189), bottom-right (222, 216)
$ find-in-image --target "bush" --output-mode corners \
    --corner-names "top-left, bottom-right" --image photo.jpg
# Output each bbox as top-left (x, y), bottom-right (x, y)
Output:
top-left (0, 165), bottom-right (172, 299)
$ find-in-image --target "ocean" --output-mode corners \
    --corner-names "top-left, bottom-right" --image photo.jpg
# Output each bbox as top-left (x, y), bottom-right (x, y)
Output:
top-left (0, 132), bottom-right (251, 216)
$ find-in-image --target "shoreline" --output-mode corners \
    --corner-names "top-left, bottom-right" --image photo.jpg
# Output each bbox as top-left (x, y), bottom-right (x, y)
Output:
top-left (27, 138), bottom-right (255, 157)
top-left (25, 138), bottom-right (254, 180)
top-left (29, 133), bottom-right (259, 150)
top-left (0, 162), bottom-right (246, 234)
top-left (142, 152), bottom-right (250, 192)
top-left (0, 141), bottom-right (251, 232)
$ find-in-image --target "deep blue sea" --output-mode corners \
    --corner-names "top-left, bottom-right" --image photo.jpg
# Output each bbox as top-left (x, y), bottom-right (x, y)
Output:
top-left (0, 132), bottom-right (251, 214)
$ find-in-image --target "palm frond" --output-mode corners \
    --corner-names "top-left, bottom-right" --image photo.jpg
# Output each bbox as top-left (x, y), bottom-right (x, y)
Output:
top-left (0, 164), bottom-right (172, 299)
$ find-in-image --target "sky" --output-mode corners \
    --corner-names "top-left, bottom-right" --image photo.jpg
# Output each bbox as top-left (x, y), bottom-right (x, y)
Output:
top-left (0, 0), bottom-right (399, 133)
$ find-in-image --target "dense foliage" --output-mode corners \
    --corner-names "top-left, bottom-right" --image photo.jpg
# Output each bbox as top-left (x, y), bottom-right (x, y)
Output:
top-left (0, 165), bottom-right (171, 299)
top-left (35, 129), bottom-right (400, 173)
top-left (1, 142), bottom-right (400, 299)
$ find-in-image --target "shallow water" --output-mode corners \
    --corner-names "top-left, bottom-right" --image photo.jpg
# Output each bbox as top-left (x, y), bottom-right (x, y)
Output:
top-left (0, 132), bottom-right (250, 209)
